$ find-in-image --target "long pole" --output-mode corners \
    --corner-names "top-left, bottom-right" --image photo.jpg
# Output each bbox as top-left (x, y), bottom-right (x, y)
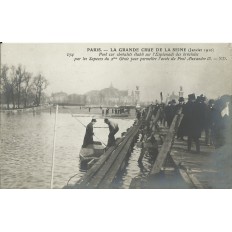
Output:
top-left (0, 42), bottom-right (2, 188)
top-left (50, 105), bottom-right (58, 189)
top-left (72, 115), bottom-right (107, 146)
top-left (0, 42), bottom-right (2, 108)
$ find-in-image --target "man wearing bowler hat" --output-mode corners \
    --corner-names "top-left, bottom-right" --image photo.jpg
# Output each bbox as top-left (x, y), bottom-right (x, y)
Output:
top-left (82, 118), bottom-right (97, 148)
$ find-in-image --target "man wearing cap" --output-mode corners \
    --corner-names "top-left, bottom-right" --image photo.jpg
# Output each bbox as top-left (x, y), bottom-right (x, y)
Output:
top-left (104, 118), bottom-right (119, 147)
top-left (82, 118), bottom-right (97, 148)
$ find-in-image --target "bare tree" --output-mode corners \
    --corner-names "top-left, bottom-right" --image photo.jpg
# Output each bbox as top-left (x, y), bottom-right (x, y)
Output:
top-left (1, 65), bottom-right (11, 109)
top-left (22, 72), bottom-right (33, 107)
top-left (33, 74), bottom-right (48, 106)
top-left (9, 66), bottom-right (17, 109)
top-left (15, 65), bottom-right (25, 108)
top-left (1, 65), bottom-right (49, 109)
top-left (1, 65), bottom-right (18, 109)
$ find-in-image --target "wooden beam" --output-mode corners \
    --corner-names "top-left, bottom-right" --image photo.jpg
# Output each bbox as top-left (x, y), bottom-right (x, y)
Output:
top-left (89, 122), bottom-right (141, 188)
top-left (77, 123), bottom-right (139, 188)
top-left (77, 127), bottom-right (134, 187)
top-left (150, 113), bottom-right (180, 176)
top-left (98, 126), bottom-right (140, 188)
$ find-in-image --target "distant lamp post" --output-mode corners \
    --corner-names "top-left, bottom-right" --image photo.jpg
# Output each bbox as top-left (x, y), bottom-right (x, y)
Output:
top-left (134, 86), bottom-right (140, 105)
top-left (179, 86), bottom-right (184, 97)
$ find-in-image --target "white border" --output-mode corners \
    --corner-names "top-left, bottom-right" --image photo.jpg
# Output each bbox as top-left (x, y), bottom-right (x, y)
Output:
top-left (1, 1), bottom-right (231, 232)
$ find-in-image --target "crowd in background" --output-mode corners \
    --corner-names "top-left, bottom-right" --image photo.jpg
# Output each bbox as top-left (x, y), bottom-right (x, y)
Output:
top-left (136, 93), bottom-right (232, 153)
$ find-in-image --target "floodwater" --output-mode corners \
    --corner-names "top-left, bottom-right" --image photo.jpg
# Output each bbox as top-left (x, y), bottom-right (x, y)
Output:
top-left (119, 134), bottom-right (157, 189)
top-left (0, 109), bottom-right (134, 189)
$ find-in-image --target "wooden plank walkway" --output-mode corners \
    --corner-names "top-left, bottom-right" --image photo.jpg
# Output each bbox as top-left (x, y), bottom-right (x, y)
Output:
top-left (132, 109), bottom-right (232, 189)
top-left (74, 122), bottom-right (141, 188)
top-left (64, 105), bottom-right (231, 189)
top-left (64, 107), bottom-right (153, 189)
top-left (170, 137), bottom-right (230, 188)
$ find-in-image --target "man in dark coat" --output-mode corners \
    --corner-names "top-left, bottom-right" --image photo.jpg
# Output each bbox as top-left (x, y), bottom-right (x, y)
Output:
top-left (166, 100), bottom-right (176, 128)
top-left (197, 96), bottom-right (209, 145)
top-left (104, 118), bottom-right (119, 147)
top-left (136, 109), bottom-right (141, 120)
top-left (205, 99), bottom-right (215, 145)
top-left (164, 101), bottom-right (171, 127)
top-left (176, 97), bottom-right (185, 140)
top-left (183, 93), bottom-right (202, 153)
top-left (82, 118), bottom-right (97, 148)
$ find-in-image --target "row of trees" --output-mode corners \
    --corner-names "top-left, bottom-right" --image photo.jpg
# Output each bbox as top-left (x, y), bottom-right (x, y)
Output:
top-left (1, 64), bottom-right (49, 109)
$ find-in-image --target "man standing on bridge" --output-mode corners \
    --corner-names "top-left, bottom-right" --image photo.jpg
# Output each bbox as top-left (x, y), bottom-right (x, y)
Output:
top-left (183, 93), bottom-right (203, 153)
top-left (104, 118), bottom-right (119, 147)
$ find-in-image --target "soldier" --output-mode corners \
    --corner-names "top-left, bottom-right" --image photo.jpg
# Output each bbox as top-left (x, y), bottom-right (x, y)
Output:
top-left (104, 118), bottom-right (119, 147)
top-left (82, 118), bottom-right (97, 148)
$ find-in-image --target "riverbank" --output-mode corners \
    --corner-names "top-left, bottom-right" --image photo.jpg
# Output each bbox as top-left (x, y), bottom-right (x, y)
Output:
top-left (58, 105), bottom-right (137, 119)
top-left (0, 104), bottom-right (137, 120)
top-left (0, 104), bottom-right (52, 114)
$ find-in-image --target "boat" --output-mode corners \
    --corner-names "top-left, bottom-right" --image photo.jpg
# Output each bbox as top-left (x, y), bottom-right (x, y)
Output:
top-left (79, 142), bottom-right (105, 162)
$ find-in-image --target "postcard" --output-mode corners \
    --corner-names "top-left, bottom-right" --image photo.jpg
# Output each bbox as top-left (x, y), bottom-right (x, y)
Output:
top-left (0, 43), bottom-right (231, 189)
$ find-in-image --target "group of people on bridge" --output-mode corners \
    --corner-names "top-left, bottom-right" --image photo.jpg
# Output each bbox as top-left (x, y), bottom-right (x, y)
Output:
top-left (157, 93), bottom-right (231, 153)
top-left (81, 93), bottom-right (231, 154)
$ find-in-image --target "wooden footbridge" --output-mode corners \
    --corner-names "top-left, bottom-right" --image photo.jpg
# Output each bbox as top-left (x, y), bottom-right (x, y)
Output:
top-left (63, 107), bottom-right (150, 188)
top-left (64, 105), bottom-right (230, 189)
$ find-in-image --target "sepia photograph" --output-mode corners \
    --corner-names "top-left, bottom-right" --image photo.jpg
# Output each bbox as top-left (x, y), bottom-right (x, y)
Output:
top-left (1, 1), bottom-right (232, 231)
top-left (1, 43), bottom-right (231, 189)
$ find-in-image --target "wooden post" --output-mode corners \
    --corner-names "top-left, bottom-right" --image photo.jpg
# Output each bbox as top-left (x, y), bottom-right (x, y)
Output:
top-left (0, 42), bottom-right (2, 109)
top-left (50, 104), bottom-right (58, 189)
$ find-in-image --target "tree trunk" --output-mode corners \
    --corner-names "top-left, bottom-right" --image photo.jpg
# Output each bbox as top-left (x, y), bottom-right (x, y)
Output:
top-left (6, 95), bottom-right (10, 110)
top-left (24, 94), bottom-right (27, 108)
top-left (18, 89), bottom-right (21, 108)
top-left (11, 89), bottom-right (15, 109)
top-left (38, 91), bottom-right (41, 106)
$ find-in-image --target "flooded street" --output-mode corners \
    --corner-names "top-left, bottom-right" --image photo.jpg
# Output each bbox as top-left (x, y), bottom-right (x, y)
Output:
top-left (0, 110), bottom-right (134, 188)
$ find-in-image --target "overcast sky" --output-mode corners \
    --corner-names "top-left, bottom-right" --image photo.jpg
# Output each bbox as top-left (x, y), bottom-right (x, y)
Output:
top-left (2, 43), bottom-right (231, 101)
